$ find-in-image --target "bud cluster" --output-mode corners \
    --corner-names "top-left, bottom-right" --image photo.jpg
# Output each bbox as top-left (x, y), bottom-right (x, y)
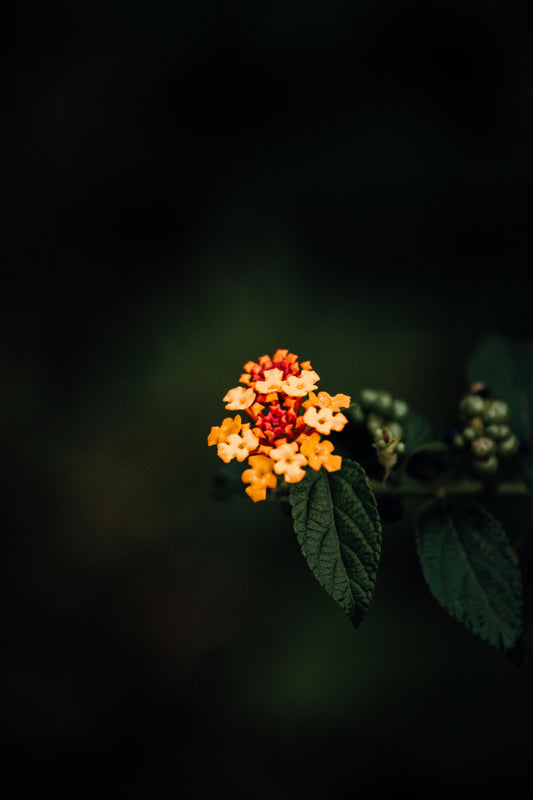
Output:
top-left (451, 387), bottom-right (520, 477)
top-left (350, 389), bottom-right (408, 482)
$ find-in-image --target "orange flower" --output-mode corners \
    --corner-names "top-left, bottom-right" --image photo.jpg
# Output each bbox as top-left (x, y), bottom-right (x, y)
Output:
top-left (302, 391), bottom-right (351, 412)
top-left (282, 369), bottom-right (320, 397)
top-left (241, 455), bottom-right (277, 502)
top-left (217, 427), bottom-right (259, 463)
top-left (270, 442), bottom-right (307, 483)
top-left (207, 415), bottom-right (242, 446)
top-left (223, 386), bottom-right (256, 410)
top-left (300, 432), bottom-right (342, 472)
top-left (315, 391), bottom-right (351, 413)
top-left (254, 368), bottom-right (285, 394)
top-left (302, 406), bottom-right (348, 435)
top-left (209, 350), bottom-right (350, 500)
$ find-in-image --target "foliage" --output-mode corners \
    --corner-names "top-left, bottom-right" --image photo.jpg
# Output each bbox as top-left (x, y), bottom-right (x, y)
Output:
top-left (210, 335), bottom-right (533, 657)
top-left (290, 459), bottom-right (381, 629)
top-left (415, 499), bottom-right (523, 652)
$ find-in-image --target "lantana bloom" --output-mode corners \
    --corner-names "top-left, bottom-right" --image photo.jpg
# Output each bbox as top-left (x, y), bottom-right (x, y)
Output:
top-left (207, 415), bottom-right (242, 446)
top-left (302, 406), bottom-right (348, 435)
top-left (223, 386), bottom-right (256, 410)
top-left (283, 370), bottom-right (321, 397)
top-left (217, 426), bottom-right (259, 463)
top-left (270, 442), bottom-right (308, 483)
top-left (254, 368), bottom-right (286, 394)
top-left (208, 349), bottom-right (350, 501)
top-left (300, 432), bottom-right (342, 472)
top-left (241, 455), bottom-right (277, 502)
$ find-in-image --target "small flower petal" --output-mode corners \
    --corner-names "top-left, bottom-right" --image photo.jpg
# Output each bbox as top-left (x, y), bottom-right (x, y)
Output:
top-left (270, 442), bottom-right (307, 482)
top-left (303, 406), bottom-right (348, 435)
top-left (207, 415), bottom-right (242, 445)
top-left (282, 370), bottom-right (321, 397)
top-left (217, 429), bottom-right (259, 462)
top-left (254, 368), bottom-right (285, 394)
top-left (300, 431), bottom-right (342, 472)
top-left (242, 454), bottom-right (277, 502)
top-left (316, 392), bottom-right (351, 412)
top-left (223, 386), bottom-right (256, 410)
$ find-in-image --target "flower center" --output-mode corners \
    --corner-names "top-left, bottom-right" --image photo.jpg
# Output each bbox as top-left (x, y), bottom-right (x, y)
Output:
top-left (255, 403), bottom-right (302, 442)
top-left (254, 357), bottom-right (299, 383)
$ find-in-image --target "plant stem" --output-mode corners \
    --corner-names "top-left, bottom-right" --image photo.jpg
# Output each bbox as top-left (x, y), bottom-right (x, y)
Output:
top-left (369, 479), bottom-right (531, 499)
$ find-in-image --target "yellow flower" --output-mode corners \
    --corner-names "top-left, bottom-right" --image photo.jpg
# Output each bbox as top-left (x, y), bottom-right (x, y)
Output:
top-left (254, 368), bottom-right (285, 394)
top-left (300, 432), bottom-right (342, 472)
top-left (207, 415), bottom-right (242, 446)
top-left (241, 455), bottom-right (277, 502)
top-left (302, 406), bottom-right (348, 435)
top-left (217, 428), bottom-right (259, 463)
top-left (223, 386), bottom-right (256, 410)
top-left (270, 442), bottom-right (307, 483)
top-left (282, 369), bottom-right (321, 397)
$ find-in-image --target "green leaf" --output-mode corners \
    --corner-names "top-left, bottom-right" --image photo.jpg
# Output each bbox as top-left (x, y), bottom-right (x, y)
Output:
top-left (467, 334), bottom-right (533, 447)
top-left (402, 411), bottom-right (439, 457)
top-left (289, 459), bottom-right (382, 629)
top-left (415, 499), bottom-right (523, 652)
top-left (401, 411), bottom-right (451, 480)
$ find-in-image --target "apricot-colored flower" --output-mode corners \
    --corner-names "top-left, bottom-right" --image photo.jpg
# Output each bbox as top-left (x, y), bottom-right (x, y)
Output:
top-left (241, 455), bottom-right (277, 502)
top-left (302, 406), bottom-right (348, 435)
top-left (217, 428), bottom-right (259, 463)
top-left (223, 386), bottom-right (256, 410)
top-left (315, 391), bottom-right (351, 413)
top-left (300, 432), bottom-right (342, 472)
top-left (282, 370), bottom-right (321, 397)
top-left (254, 368), bottom-right (285, 394)
top-left (270, 442), bottom-right (307, 483)
top-left (207, 415), bottom-right (242, 446)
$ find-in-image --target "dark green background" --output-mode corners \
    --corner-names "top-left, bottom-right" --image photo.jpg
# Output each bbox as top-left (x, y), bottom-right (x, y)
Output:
top-left (5, 2), bottom-right (533, 796)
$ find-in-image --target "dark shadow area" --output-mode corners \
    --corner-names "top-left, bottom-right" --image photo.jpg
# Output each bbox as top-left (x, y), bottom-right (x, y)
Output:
top-left (4, 2), bottom-right (533, 797)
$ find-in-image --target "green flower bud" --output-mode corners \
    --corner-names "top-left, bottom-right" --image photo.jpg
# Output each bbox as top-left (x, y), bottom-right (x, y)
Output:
top-left (482, 399), bottom-right (510, 425)
top-left (485, 424), bottom-right (511, 442)
top-left (459, 395), bottom-right (486, 417)
top-left (470, 454), bottom-right (499, 477)
top-left (367, 413), bottom-right (383, 433)
top-left (360, 389), bottom-right (379, 410)
top-left (372, 424), bottom-right (404, 483)
top-left (388, 420), bottom-right (404, 439)
top-left (392, 399), bottom-right (409, 420)
top-left (470, 436), bottom-right (496, 459)
top-left (374, 391), bottom-right (393, 416)
top-left (470, 417), bottom-right (484, 435)
top-left (497, 433), bottom-right (520, 458)
top-left (452, 432), bottom-right (465, 449)
top-left (463, 427), bottom-right (478, 443)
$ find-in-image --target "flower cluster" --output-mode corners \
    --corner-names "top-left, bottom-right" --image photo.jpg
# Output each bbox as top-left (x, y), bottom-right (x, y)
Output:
top-left (208, 349), bottom-right (350, 501)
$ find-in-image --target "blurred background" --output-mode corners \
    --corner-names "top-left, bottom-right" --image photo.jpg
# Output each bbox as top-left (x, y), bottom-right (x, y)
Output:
top-left (4, 1), bottom-right (533, 797)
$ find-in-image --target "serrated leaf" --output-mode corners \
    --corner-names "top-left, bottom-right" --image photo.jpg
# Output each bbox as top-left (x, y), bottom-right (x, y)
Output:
top-left (467, 334), bottom-right (533, 447)
top-left (289, 459), bottom-right (382, 628)
top-left (415, 499), bottom-right (523, 652)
